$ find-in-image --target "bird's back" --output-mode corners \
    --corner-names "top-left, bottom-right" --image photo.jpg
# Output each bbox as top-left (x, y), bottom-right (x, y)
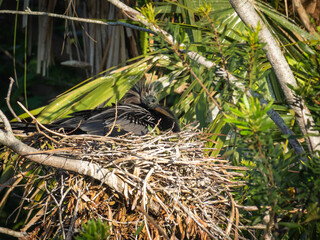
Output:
top-left (52, 104), bottom-right (158, 136)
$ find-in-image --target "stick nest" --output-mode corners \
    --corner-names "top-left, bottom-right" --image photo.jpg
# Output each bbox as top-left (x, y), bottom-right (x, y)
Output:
top-left (4, 129), bottom-right (247, 239)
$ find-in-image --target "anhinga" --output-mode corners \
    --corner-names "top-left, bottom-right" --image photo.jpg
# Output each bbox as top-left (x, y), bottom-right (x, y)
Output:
top-left (4, 81), bottom-right (180, 136)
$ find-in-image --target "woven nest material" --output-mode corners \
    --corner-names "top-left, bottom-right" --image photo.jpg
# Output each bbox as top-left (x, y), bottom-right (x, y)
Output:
top-left (4, 129), bottom-right (247, 239)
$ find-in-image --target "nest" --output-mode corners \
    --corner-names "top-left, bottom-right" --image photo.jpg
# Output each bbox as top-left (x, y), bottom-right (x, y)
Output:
top-left (3, 129), bottom-right (247, 239)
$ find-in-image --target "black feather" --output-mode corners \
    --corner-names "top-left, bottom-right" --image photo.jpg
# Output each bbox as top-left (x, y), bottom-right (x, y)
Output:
top-left (3, 82), bottom-right (180, 136)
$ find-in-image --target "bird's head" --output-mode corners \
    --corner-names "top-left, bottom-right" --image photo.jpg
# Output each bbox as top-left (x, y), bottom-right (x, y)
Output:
top-left (120, 80), bottom-right (180, 132)
top-left (121, 81), bottom-right (176, 119)
top-left (121, 80), bottom-right (157, 106)
top-left (141, 94), bottom-right (158, 109)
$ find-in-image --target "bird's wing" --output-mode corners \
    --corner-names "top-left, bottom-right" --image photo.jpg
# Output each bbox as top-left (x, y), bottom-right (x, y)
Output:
top-left (79, 104), bottom-right (157, 136)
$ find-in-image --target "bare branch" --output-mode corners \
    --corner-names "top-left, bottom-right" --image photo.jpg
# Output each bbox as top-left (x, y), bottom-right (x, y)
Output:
top-left (0, 108), bottom-right (13, 133)
top-left (17, 101), bottom-right (68, 138)
top-left (0, 8), bottom-right (155, 34)
top-left (142, 168), bottom-right (154, 240)
top-left (108, 0), bottom-right (175, 43)
top-left (225, 190), bottom-right (235, 237)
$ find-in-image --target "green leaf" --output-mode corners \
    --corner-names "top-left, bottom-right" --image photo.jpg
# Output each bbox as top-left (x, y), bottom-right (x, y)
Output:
top-left (36, 57), bottom-right (154, 123)
top-left (134, 221), bottom-right (145, 236)
top-left (239, 130), bottom-right (253, 136)
top-left (278, 222), bottom-right (301, 229)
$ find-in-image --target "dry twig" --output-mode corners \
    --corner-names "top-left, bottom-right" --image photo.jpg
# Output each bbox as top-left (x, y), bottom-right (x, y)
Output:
top-left (5, 77), bottom-right (21, 122)
top-left (0, 110), bottom-right (247, 238)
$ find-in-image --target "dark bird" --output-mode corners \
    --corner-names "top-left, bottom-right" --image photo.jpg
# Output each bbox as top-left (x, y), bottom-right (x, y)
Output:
top-left (4, 81), bottom-right (180, 137)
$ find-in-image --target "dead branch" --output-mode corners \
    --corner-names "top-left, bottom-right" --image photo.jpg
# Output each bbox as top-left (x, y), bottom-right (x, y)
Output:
top-left (5, 77), bottom-right (21, 122)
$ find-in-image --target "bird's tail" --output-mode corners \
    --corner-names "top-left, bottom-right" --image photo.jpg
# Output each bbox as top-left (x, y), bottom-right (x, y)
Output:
top-left (0, 121), bottom-right (78, 136)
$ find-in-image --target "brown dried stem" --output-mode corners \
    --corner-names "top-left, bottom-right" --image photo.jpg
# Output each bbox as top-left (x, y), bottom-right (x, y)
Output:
top-left (5, 77), bottom-right (21, 122)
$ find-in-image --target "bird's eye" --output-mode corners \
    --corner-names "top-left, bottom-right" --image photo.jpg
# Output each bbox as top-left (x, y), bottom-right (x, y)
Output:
top-left (150, 96), bottom-right (158, 104)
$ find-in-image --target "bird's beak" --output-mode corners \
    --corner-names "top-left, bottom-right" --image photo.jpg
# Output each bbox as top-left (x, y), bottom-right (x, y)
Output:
top-left (154, 106), bottom-right (174, 119)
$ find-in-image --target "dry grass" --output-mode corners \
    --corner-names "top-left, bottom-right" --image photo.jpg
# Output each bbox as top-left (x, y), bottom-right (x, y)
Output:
top-left (1, 129), bottom-right (247, 239)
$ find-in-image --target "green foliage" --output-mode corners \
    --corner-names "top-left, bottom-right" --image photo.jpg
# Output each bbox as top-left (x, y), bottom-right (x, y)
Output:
top-left (291, 76), bottom-right (320, 132)
top-left (2, 0), bottom-right (320, 239)
top-left (225, 95), bottom-right (274, 136)
top-left (35, 57), bottom-right (155, 123)
top-left (225, 95), bottom-right (320, 239)
top-left (134, 221), bottom-right (145, 236)
top-left (138, 3), bottom-right (161, 23)
top-left (75, 219), bottom-right (111, 240)
top-left (197, 3), bottom-right (211, 16)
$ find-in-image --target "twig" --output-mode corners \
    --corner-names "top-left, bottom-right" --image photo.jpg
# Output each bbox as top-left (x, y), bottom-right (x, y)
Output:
top-left (0, 175), bottom-right (24, 216)
top-left (0, 172), bottom-right (24, 193)
top-left (5, 77), bottom-right (21, 122)
top-left (20, 206), bottom-right (46, 233)
top-left (137, 206), bottom-right (169, 240)
top-left (235, 204), bottom-right (259, 211)
top-left (105, 102), bottom-right (118, 137)
top-left (225, 190), bottom-right (235, 237)
top-left (171, 192), bottom-right (225, 239)
top-left (17, 101), bottom-right (68, 138)
top-left (142, 168), bottom-right (154, 240)
top-left (235, 208), bottom-right (239, 240)
top-left (238, 225), bottom-right (266, 230)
